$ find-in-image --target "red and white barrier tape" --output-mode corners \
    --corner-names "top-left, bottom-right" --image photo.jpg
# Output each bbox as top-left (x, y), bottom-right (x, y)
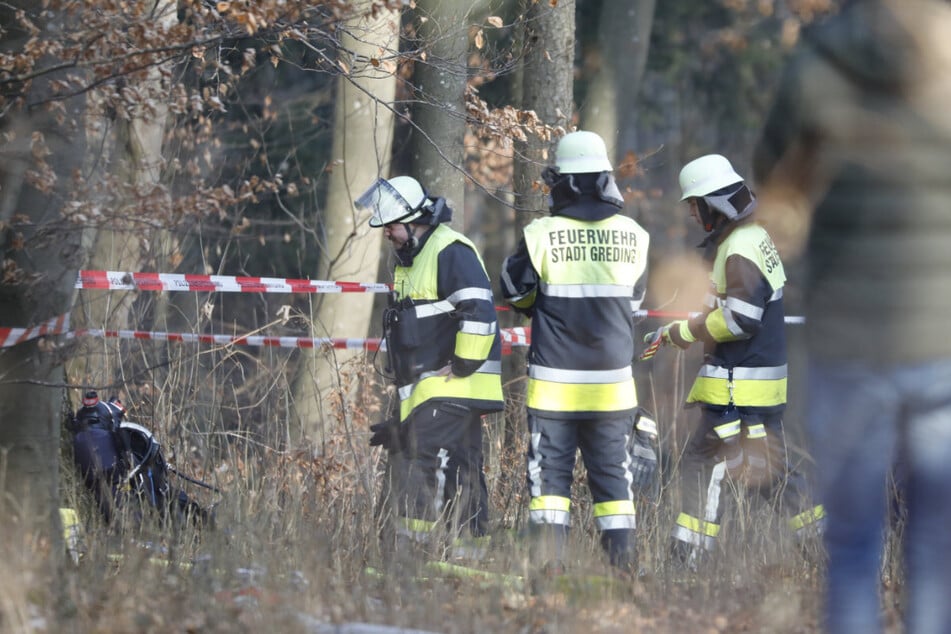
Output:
top-left (67, 329), bottom-right (388, 351)
top-left (1, 312), bottom-right (804, 351)
top-left (73, 270), bottom-right (806, 324)
top-left (75, 270), bottom-right (391, 294)
top-left (0, 313), bottom-right (70, 348)
top-left (64, 327), bottom-right (531, 351)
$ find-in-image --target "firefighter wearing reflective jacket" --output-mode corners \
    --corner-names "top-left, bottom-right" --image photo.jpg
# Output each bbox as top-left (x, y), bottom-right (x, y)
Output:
top-left (357, 175), bottom-right (504, 561)
top-left (641, 154), bottom-right (825, 569)
top-left (500, 131), bottom-right (651, 576)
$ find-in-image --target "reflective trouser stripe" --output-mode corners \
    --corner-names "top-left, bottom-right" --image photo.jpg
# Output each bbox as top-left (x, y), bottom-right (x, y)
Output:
top-left (529, 495), bottom-right (571, 526)
top-left (594, 499), bottom-right (637, 530)
top-left (672, 512), bottom-right (720, 551)
top-left (789, 504), bottom-right (826, 533)
top-left (434, 448), bottom-right (449, 515)
top-left (673, 461), bottom-right (727, 551)
top-left (397, 517), bottom-right (439, 543)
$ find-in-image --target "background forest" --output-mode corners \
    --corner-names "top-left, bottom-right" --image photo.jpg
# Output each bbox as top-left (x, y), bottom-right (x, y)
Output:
top-left (0, 1), bottom-right (859, 633)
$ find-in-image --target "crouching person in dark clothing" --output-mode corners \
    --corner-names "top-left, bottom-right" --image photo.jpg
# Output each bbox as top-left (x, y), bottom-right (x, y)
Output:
top-left (67, 390), bottom-right (129, 523)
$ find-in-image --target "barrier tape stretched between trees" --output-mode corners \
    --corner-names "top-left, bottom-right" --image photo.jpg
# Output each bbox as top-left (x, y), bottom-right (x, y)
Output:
top-left (0, 269), bottom-right (805, 348)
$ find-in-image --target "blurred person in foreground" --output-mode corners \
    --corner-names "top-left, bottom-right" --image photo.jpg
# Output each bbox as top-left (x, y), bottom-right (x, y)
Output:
top-left (641, 154), bottom-right (825, 570)
top-left (356, 175), bottom-right (504, 564)
top-left (752, 1), bottom-right (951, 632)
top-left (500, 130), bottom-right (654, 577)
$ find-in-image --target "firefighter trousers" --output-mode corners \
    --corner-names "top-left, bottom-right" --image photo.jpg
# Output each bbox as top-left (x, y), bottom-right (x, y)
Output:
top-left (526, 412), bottom-right (637, 570)
top-left (672, 405), bottom-right (822, 554)
top-left (381, 401), bottom-right (488, 552)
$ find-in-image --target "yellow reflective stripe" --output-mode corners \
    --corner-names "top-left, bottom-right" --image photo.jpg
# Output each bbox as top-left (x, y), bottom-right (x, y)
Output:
top-left (455, 330), bottom-right (494, 362)
top-left (526, 377), bottom-right (637, 412)
top-left (713, 419), bottom-right (741, 439)
top-left (704, 307), bottom-right (740, 341)
top-left (530, 495), bottom-right (571, 512)
top-left (400, 371), bottom-right (503, 420)
top-left (593, 499), bottom-right (635, 518)
top-left (675, 512), bottom-right (720, 537)
top-left (510, 289), bottom-right (536, 310)
top-left (677, 320), bottom-right (696, 343)
top-left (687, 376), bottom-right (787, 407)
top-left (746, 423), bottom-right (767, 439)
top-left (399, 517), bottom-right (439, 533)
top-left (788, 504), bottom-right (826, 531)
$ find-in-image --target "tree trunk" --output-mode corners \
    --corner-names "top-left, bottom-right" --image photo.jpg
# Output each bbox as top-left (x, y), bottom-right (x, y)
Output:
top-left (405, 0), bottom-right (470, 228)
top-left (580, 0), bottom-right (656, 167)
top-left (504, 0), bottom-right (576, 443)
top-left (68, 0), bottom-right (179, 405)
top-left (512, 0), bottom-right (575, 229)
top-left (292, 1), bottom-right (400, 446)
top-left (0, 6), bottom-right (86, 536)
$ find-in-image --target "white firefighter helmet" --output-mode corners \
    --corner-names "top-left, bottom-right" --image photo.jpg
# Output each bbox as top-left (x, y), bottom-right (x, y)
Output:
top-left (358, 176), bottom-right (429, 227)
top-left (678, 154), bottom-right (744, 200)
top-left (554, 131), bottom-right (614, 174)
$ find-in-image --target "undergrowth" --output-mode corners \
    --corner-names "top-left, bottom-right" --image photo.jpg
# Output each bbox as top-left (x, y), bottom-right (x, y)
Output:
top-left (0, 334), bottom-right (905, 634)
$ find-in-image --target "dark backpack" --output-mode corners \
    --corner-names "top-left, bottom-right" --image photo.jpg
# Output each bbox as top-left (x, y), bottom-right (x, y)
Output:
top-left (120, 421), bottom-right (171, 510)
top-left (119, 421), bottom-right (213, 527)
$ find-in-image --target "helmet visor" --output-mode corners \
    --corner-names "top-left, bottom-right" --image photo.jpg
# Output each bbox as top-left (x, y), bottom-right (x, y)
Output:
top-left (704, 184), bottom-right (754, 222)
top-left (357, 178), bottom-right (420, 227)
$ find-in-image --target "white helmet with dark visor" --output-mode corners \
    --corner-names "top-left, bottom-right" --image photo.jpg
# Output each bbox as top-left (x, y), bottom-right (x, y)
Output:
top-left (358, 176), bottom-right (429, 228)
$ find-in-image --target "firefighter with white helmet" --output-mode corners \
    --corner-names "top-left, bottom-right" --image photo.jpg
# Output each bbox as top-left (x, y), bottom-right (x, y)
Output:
top-left (501, 130), bottom-right (652, 577)
top-left (357, 175), bottom-right (503, 564)
top-left (641, 154), bottom-right (824, 569)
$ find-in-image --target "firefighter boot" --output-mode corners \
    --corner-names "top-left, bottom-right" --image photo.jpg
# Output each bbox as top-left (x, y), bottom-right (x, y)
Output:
top-left (602, 528), bottom-right (639, 579)
top-left (528, 523), bottom-right (569, 591)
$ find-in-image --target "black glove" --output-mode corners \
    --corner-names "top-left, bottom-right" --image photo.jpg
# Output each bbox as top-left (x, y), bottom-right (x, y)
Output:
top-left (369, 416), bottom-right (403, 451)
top-left (629, 409), bottom-right (659, 493)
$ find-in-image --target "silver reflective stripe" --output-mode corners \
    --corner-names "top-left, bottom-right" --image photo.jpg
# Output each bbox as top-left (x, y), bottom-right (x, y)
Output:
top-left (725, 296), bottom-right (763, 321)
top-left (478, 360), bottom-right (502, 374)
top-left (529, 509), bottom-right (570, 526)
top-left (630, 298), bottom-right (643, 312)
top-left (529, 365), bottom-right (633, 384)
top-left (399, 360), bottom-right (503, 398)
top-left (596, 514), bottom-right (637, 531)
top-left (539, 281), bottom-right (635, 298)
top-left (697, 364), bottom-right (787, 380)
top-left (459, 319), bottom-right (497, 335)
top-left (722, 307), bottom-right (746, 336)
top-left (447, 287), bottom-right (494, 304)
top-left (434, 448), bottom-right (449, 514)
top-left (623, 434), bottom-right (634, 489)
top-left (499, 256), bottom-right (519, 295)
top-left (414, 300), bottom-right (455, 318)
top-left (671, 524), bottom-right (717, 551)
top-left (705, 461), bottom-right (726, 525)
top-left (713, 420), bottom-right (741, 439)
top-left (770, 287), bottom-right (783, 302)
top-left (528, 432), bottom-right (543, 497)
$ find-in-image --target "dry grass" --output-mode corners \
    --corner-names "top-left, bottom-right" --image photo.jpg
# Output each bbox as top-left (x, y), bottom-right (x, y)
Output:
top-left (0, 333), bottom-right (907, 634)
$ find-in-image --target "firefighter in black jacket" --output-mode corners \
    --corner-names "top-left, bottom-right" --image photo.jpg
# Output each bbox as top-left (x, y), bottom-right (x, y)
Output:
top-left (357, 175), bottom-right (504, 562)
top-left (641, 154), bottom-right (824, 569)
top-left (500, 130), bottom-right (652, 576)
